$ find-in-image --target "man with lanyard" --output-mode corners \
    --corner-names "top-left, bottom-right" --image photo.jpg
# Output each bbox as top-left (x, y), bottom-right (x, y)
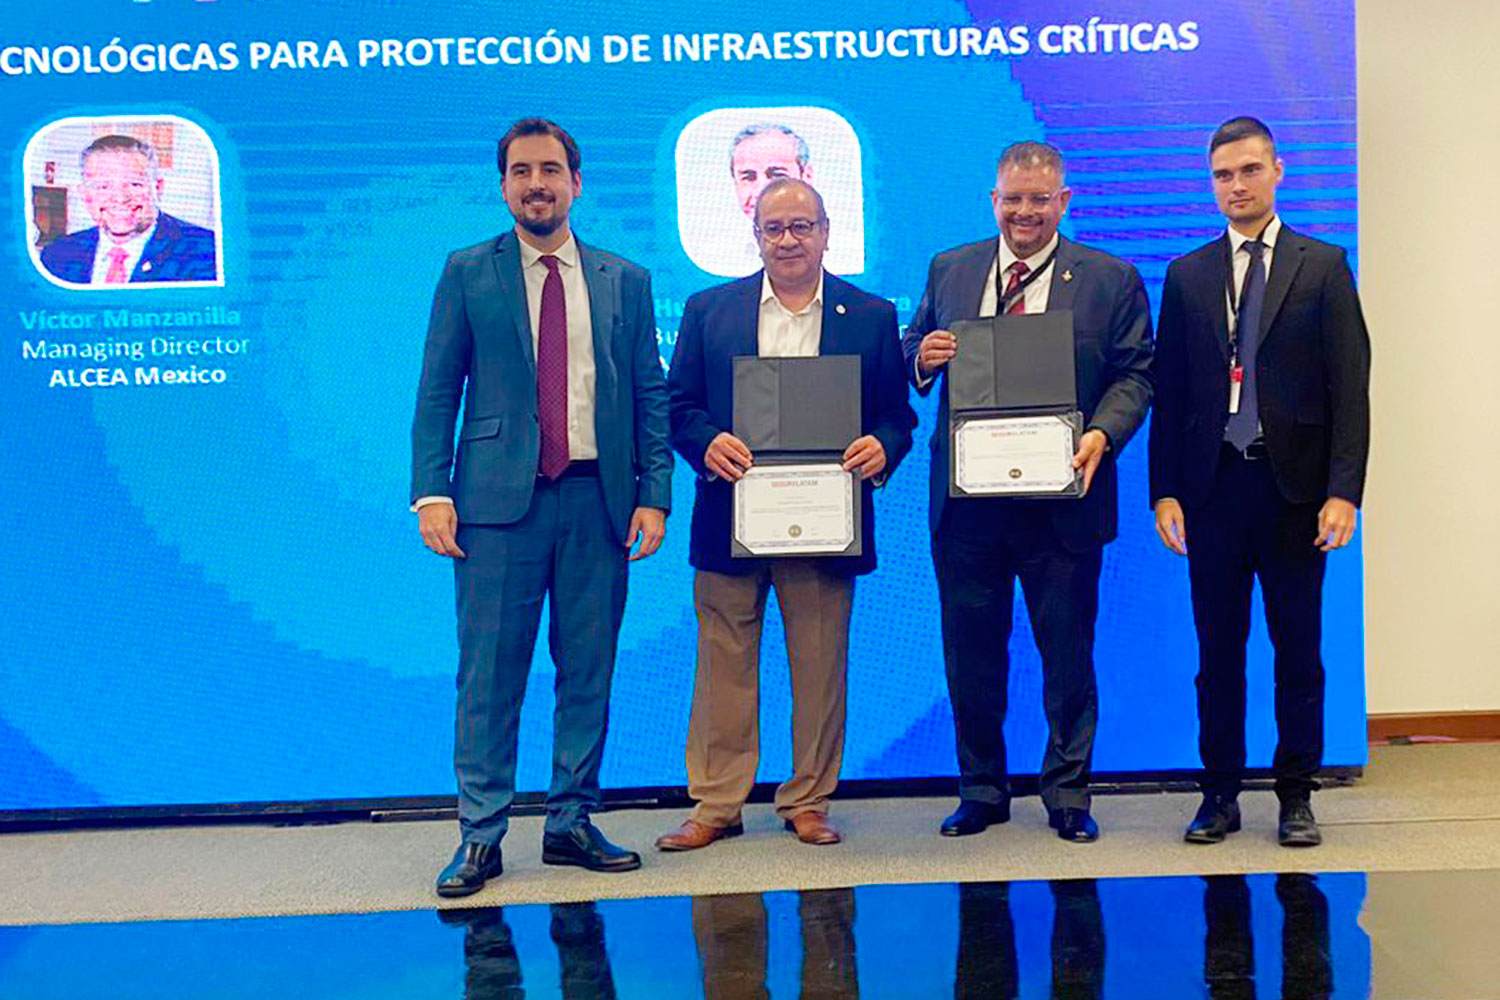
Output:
top-left (1149, 117), bottom-right (1370, 847)
top-left (903, 141), bottom-right (1154, 842)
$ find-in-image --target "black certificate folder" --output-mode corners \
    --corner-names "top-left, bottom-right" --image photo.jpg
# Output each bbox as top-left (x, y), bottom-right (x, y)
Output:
top-left (947, 311), bottom-right (1083, 499)
top-left (732, 355), bottom-right (860, 454)
top-left (731, 355), bottom-right (862, 559)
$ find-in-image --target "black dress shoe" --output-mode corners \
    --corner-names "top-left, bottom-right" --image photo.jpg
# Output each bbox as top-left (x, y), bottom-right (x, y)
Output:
top-left (1185, 795), bottom-right (1242, 844)
top-left (1048, 807), bottom-right (1100, 842)
top-left (435, 841), bottom-right (503, 898)
top-left (940, 799), bottom-right (1011, 837)
top-left (542, 821), bottom-right (643, 872)
top-left (1278, 800), bottom-right (1322, 847)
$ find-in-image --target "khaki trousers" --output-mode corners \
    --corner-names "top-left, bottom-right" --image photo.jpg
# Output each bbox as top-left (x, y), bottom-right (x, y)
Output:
top-left (687, 562), bottom-right (855, 827)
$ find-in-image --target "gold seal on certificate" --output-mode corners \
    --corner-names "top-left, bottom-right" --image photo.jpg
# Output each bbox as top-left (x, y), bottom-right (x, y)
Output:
top-left (953, 413), bottom-right (1082, 496)
top-left (733, 463), bottom-right (855, 555)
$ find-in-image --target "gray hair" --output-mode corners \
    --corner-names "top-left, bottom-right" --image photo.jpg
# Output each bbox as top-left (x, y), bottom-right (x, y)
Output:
top-left (730, 123), bottom-right (811, 174)
top-left (753, 177), bottom-right (827, 226)
top-left (997, 140), bottom-right (1065, 179)
top-left (79, 134), bottom-right (160, 179)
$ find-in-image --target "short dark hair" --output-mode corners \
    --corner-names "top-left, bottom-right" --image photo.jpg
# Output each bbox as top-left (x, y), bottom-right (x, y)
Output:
top-left (1209, 117), bottom-right (1276, 158)
top-left (753, 177), bottom-right (827, 226)
top-left (79, 134), bottom-right (158, 175)
top-left (497, 118), bottom-right (581, 176)
top-left (997, 140), bottom-right (1065, 178)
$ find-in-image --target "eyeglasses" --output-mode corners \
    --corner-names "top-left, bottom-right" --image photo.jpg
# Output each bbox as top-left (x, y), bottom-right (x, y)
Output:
top-left (755, 218), bottom-right (823, 242)
top-left (995, 192), bottom-right (1061, 209)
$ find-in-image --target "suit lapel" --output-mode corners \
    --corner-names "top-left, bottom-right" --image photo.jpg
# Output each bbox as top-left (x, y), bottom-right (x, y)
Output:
top-left (134, 214), bottom-right (174, 280)
top-left (578, 241), bottom-right (617, 381)
top-left (1207, 234), bottom-right (1233, 360)
top-left (1259, 226), bottom-right (1306, 343)
top-left (958, 240), bottom-right (996, 320)
top-left (731, 272), bottom-right (765, 359)
top-left (491, 233), bottom-right (535, 373)
top-left (819, 272), bottom-right (850, 356)
top-left (1046, 237), bottom-right (1081, 314)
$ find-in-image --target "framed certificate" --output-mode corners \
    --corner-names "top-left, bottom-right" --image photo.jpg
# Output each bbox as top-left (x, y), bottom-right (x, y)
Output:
top-left (950, 411), bottom-right (1083, 498)
top-left (732, 463), bottom-right (858, 556)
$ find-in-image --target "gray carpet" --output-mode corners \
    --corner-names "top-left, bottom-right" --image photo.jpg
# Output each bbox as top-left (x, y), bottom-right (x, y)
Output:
top-left (4, 743), bottom-right (1498, 926)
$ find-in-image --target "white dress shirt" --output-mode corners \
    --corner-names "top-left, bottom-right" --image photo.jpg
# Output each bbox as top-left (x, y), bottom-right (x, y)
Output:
top-left (90, 223), bottom-right (155, 284)
top-left (518, 234), bottom-right (598, 460)
top-left (980, 232), bottom-right (1059, 318)
top-left (915, 233), bottom-right (1058, 389)
top-left (1226, 215), bottom-right (1280, 336)
top-left (413, 232), bottom-right (599, 512)
top-left (758, 270), bottom-right (825, 357)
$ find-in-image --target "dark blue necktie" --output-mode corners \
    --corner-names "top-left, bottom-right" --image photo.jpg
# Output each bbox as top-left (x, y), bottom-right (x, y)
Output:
top-left (1225, 240), bottom-right (1266, 451)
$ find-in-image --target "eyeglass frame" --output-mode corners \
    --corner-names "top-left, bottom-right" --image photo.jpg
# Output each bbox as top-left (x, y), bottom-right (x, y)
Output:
top-left (753, 217), bottom-right (827, 242)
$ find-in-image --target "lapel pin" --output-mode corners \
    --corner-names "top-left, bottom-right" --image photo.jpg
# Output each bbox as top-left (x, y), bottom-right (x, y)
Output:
top-left (142, 260), bottom-right (153, 272)
top-left (1061, 269), bottom-right (1073, 283)
top-left (835, 303), bottom-right (846, 315)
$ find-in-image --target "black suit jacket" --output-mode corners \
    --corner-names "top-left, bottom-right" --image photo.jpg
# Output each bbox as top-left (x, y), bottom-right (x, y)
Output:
top-left (668, 271), bottom-right (916, 577)
top-left (1148, 225), bottom-right (1371, 509)
top-left (902, 236), bottom-right (1154, 553)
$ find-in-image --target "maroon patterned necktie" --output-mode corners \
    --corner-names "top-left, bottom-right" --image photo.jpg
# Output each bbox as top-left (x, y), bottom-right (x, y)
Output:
top-left (1003, 260), bottom-right (1029, 315)
top-left (536, 254), bottom-right (570, 479)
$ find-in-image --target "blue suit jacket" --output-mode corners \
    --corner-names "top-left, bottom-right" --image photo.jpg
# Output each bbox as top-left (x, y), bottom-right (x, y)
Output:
top-left (902, 236), bottom-right (1154, 552)
top-left (409, 231), bottom-right (673, 541)
top-left (668, 272), bottom-right (916, 577)
top-left (39, 212), bottom-right (217, 284)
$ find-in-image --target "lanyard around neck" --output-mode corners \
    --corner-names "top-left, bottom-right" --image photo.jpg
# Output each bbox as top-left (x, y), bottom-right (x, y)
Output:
top-left (996, 243), bottom-right (1059, 314)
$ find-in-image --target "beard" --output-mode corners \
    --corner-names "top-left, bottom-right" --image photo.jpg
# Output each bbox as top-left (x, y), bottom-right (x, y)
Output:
top-left (517, 213), bottom-right (563, 237)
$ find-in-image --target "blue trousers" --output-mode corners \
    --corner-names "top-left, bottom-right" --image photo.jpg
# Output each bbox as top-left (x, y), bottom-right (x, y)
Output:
top-left (452, 473), bottom-right (627, 844)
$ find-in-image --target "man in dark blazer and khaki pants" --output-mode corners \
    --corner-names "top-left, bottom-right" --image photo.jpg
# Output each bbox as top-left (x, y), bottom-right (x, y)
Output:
top-left (1149, 117), bottom-right (1370, 848)
top-left (659, 178), bottom-right (915, 850)
top-left (904, 141), bottom-right (1154, 843)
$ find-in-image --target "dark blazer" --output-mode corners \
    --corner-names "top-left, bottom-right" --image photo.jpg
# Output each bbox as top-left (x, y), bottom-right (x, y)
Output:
top-left (667, 271), bottom-right (917, 577)
top-left (410, 231), bottom-right (673, 541)
top-left (1148, 225), bottom-right (1371, 509)
top-left (39, 212), bottom-right (218, 284)
top-left (902, 236), bottom-right (1154, 552)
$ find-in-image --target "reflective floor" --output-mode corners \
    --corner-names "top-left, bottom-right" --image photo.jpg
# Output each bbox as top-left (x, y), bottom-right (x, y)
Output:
top-left (2, 870), bottom-right (1493, 998)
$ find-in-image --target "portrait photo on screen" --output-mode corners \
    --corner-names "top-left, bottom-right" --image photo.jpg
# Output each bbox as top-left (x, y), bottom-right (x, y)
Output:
top-left (676, 106), bottom-right (865, 278)
top-left (23, 114), bottom-right (223, 290)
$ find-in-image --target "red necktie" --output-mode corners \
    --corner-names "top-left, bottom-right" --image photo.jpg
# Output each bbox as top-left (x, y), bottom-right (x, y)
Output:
top-left (104, 247), bottom-right (129, 284)
top-left (1003, 260), bottom-right (1029, 315)
top-left (536, 255), bottom-right (570, 480)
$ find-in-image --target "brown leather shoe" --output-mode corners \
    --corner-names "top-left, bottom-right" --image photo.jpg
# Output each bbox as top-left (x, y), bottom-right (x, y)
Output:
top-left (654, 819), bottom-right (744, 852)
top-left (784, 812), bottom-right (842, 845)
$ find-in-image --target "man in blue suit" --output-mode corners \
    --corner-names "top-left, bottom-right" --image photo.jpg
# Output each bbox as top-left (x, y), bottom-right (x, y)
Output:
top-left (657, 178), bottom-right (915, 851)
top-left (903, 141), bottom-right (1153, 843)
top-left (411, 118), bottom-right (673, 896)
top-left (39, 134), bottom-right (217, 286)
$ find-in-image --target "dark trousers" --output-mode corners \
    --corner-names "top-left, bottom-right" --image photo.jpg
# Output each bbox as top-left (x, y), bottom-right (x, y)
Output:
top-left (956, 880), bottom-right (1104, 1000)
top-left (1201, 874), bottom-right (1332, 1000)
top-left (452, 469), bottom-right (628, 844)
top-left (935, 498), bottom-right (1102, 812)
top-left (1186, 446), bottom-right (1327, 801)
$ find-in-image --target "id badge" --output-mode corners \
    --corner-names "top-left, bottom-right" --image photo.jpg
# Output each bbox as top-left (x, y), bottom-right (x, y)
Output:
top-left (1228, 364), bottom-right (1243, 414)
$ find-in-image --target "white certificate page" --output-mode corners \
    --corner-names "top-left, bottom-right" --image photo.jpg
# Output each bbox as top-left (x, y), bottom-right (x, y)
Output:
top-left (954, 415), bottom-right (1078, 494)
top-left (733, 463), bottom-right (855, 556)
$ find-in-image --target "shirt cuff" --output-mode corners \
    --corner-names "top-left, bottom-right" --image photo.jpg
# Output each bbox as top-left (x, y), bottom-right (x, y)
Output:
top-left (913, 357), bottom-right (934, 391)
top-left (411, 495), bottom-right (454, 513)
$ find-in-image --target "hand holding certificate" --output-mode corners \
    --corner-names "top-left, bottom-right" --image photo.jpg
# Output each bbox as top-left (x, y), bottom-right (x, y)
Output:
top-left (733, 464), bottom-right (856, 556)
top-left (947, 312), bottom-right (1085, 498)
top-left (954, 414), bottom-right (1081, 495)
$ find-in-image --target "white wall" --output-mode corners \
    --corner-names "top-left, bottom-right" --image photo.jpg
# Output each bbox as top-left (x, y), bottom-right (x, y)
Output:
top-left (1360, 0), bottom-right (1500, 713)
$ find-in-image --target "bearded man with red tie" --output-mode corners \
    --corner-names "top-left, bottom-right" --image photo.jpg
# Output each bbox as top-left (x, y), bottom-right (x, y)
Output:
top-left (902, 141), bottom-right (1153, 843)
top-left (411, 118), bottom-right (673, 895)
